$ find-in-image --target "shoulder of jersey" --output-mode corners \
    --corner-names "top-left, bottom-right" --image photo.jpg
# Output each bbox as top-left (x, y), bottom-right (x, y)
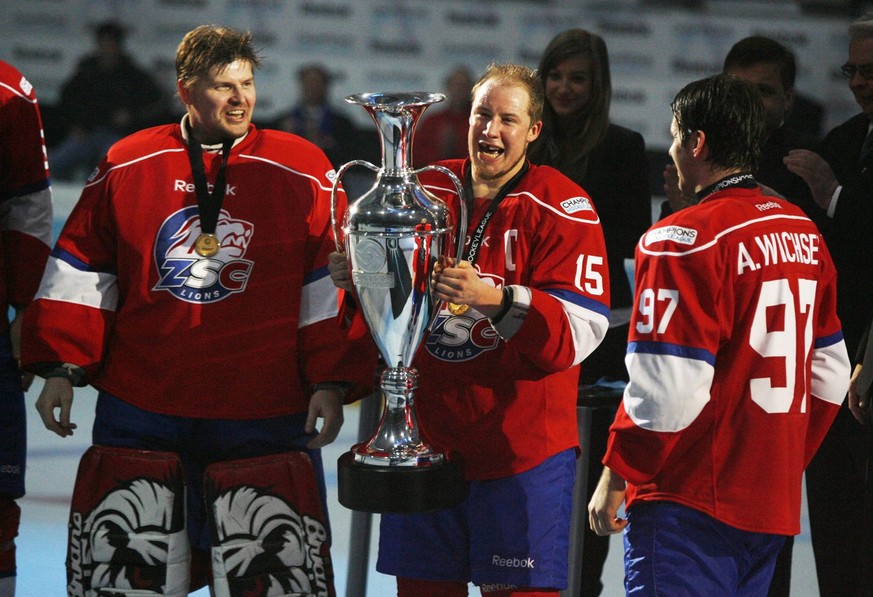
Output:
top-left (416, 159), bottom-right (466, 193)
top-left (252, 128), bottom-right (338, 175)
top-left (82, 124), bottom-right (183, 184)
top-left (101, 125), bottom-right (311, 166)
top-left (107, 124), bottom-right (181, 160)
top-left (643, 192), bottom-right (809, 251)
top-left (0, 62), bottom-right (37, 102)
top-left (257, 128), bottom-right (328, 156)
top-left (523, 163), bottom-right (599, 222)
top-left (643, 196), bottom-right (739, 250)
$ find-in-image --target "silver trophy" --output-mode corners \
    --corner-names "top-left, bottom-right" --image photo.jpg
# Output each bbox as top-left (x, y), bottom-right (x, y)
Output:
top-left (330, 92), bottom-right (468, 513)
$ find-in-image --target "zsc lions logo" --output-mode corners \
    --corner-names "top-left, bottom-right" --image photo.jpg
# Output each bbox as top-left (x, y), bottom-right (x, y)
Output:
top-left (211, 486), bottom-right (330, 596)
top-left (153, 206), bottom-right (254, 303)
top-left (69, 478), bottom-right (187, 596)
top-left (425, 270), bottom-right (502, 362)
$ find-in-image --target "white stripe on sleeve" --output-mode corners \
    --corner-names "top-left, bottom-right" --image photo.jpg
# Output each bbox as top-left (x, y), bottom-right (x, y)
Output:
top-left (35, 256), bottom-right (119, 311)
top-left (556, 296), bottom-right (610, 366)
top-left (810, 340), bottom-right (851, 406)
top-left (299, 273), bottom-right (340, 328)
top-left (0, 188), bottom-right (53, 245)
top-left (623, 351), bottom-right (713, 432)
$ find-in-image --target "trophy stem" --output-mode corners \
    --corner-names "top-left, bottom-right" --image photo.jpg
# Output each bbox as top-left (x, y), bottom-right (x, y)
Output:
top-left (372, 108), bottom-right (421, 176)
top-left (352, 368), bottom-right (444, 466)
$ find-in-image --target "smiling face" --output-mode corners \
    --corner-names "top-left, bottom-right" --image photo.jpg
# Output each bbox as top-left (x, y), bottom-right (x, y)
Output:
top-left (544, 55), bottom-right (592, 119)
top-left (179, 59), bottom-right (256, 144)
top-left (468, 80), bottom-right (541, 196)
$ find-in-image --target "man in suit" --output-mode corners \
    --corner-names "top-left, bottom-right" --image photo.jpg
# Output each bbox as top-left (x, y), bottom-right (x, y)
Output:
top-left (846, 315), bottom-right (873, 595)
top-left (784, 11), bottom-right (873, 597)
top-left (850, 320), bottom-right (873, 426)
top-left (661, 36), bottom-right (824, 233)
top-left (722, 37), bottom-right (825, 226)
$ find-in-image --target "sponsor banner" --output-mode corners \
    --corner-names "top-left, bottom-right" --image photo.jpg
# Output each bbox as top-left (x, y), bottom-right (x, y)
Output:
top-left (4, 0), bottom-right (854, 145)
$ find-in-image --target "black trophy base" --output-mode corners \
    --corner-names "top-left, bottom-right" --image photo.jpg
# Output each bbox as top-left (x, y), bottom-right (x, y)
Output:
top-left (337, 451), bottom-right (467, 513)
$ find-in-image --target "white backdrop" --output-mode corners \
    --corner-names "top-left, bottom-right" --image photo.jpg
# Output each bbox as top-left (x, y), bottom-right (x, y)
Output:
top-left (0, 0), bottom-right (858, 150)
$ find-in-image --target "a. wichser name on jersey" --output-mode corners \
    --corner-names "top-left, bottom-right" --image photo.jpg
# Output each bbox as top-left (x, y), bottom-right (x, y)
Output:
top-left (737, 231), bottom-right (820, 274)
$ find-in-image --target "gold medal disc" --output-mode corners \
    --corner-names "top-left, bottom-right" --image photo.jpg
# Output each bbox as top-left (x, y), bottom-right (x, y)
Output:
top-left (194, 233), bottom-right (220, 257)
top-left (447, 302), bottom-right (469, 316)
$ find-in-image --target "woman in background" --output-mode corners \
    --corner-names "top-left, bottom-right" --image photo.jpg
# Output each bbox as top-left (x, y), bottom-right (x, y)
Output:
top-left (528, 28), bottom-right (652, 597)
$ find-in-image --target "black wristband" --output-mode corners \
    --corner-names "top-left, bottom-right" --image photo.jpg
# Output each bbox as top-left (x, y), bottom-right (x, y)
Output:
top-left (491, 286), bottom-right (514, 324)
top-left (43, 364), bottom-right (87, 387)
top-left (311, 381), bottom-right (353, 399)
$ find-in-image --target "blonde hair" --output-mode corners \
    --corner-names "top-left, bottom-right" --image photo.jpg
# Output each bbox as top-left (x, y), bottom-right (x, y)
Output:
top-left (471, 63), bottom-right (544, 125)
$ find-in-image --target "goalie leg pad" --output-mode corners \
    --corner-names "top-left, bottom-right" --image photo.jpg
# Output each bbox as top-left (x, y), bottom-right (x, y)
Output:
top-left (205, 451), bottom-right (334, 597)
top-left (67, 446), bottom-right (190, 597)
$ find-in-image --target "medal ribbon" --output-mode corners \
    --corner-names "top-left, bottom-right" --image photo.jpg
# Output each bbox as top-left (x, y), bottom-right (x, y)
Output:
top-left (186, 135), bottom-right (233, 237)
top-left (460, 160), bottom-right (529, 265)
top-left (695, 171), bottom-right (756, 202)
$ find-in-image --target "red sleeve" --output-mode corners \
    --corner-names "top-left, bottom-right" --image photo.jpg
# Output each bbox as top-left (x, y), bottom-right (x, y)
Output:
top-left (22, 170), bottom-right (116, 375)
top-left (298, 159), bottom-right (378, 401)
top-left (0, 61), bottom-right (52, 311)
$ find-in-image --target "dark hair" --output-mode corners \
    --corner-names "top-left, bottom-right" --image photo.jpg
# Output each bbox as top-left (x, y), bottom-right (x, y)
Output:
top-left (471, 63), bottom-right (544, 125)
top-left (671, 74), bottom-right (765, 172)
top-left (94, 21), bottom-right (126, 44)
top-left (723, 36), bottom-right (796, 91)
top-left (527, 28), bottom-right (611, 179)
top-left (175, 25), bottom-right (262, 89)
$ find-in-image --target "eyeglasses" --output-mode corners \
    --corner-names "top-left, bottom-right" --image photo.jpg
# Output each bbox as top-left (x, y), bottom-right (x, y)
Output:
top-left (840, 63), bottom-right (873, 80)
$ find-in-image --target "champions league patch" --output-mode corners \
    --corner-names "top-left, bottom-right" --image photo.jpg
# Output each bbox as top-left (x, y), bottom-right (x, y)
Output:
top-left (560, 196), bottom-right (593, 214)
top-left (153, 206), bottom-right (254, 303)
top-left (644, 224), bottom-right (698, 247)
top-left (18, 74), bottom-right (32, 95)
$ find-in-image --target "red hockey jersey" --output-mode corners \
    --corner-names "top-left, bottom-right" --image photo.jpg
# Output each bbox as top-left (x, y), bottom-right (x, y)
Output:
top-left (0, 61), bottom-right (53, 333)
top-left (604, 185), bottom-right (850, 535)
top-left (415, 159), bottom-right (611, 480)
top-left (22, 121), bottom-right (374, 418)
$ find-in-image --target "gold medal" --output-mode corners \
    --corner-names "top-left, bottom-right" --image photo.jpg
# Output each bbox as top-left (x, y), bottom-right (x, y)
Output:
top-left (447, 302), bottom-right (469, 316)
top-left (194, 233), bottom-right (220, 257)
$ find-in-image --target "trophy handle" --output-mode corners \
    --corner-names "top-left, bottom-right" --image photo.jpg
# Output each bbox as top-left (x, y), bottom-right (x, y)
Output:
top-left (414, 164), bottom-right (468, 261)
top-left (330, 160), bottom-right (381, 252)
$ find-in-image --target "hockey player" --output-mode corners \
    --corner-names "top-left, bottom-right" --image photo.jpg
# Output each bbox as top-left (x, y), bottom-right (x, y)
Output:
top-left (588, 74), bottom-right (851, 595)
top-left (328, 63), bottom-right (611, 596)
top-left (22, 25), bottom-right (374, 597)
top-left (0, 60), bottom-right (53, 597)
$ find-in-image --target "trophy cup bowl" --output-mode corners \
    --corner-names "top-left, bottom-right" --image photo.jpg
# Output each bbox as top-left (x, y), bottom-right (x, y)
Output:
top-left (330, 92), bottom-right (469, 513)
